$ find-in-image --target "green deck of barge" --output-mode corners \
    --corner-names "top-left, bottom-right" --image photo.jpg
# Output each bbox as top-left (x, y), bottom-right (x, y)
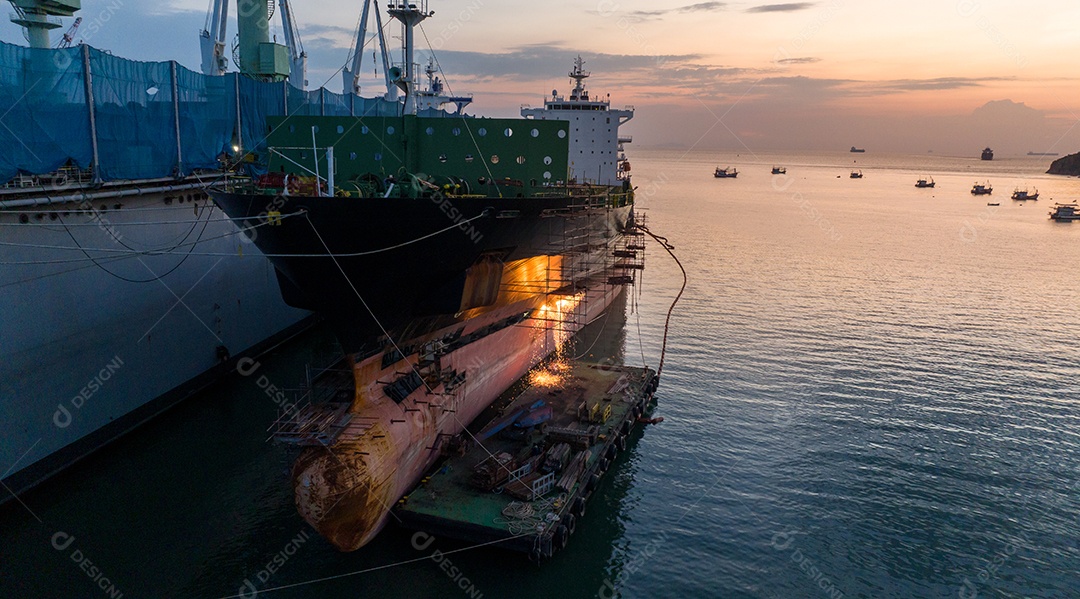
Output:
top-left (395, 360), bottom-right (657, 558)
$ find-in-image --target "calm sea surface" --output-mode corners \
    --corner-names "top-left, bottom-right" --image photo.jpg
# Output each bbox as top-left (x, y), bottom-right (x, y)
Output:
top-left (3, 150), bottom-right (1080, 598)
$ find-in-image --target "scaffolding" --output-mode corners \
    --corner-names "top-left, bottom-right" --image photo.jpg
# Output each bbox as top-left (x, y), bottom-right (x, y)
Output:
top-left (267, 348), bottom-right (362, 446)
top-left (519, 193), bottom-right (646, 352)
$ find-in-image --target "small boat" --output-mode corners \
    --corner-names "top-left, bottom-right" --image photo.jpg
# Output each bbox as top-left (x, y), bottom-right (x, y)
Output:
top-left (714, 166), bottom-right (738, 178)
top-left (981, 147), bottom-right (994, 160)
top-left (971, 181), bottom-right (993, 195)
top-left (850, 146), bottom-right (865, 153)
top-left (915, 177), bottom-right (935, 188)
top-left (987, 202), bottom-right (1000, 206)
top-left (1011, 187), bottom-right (1039, 201)
top-left (771, 166), bottom-right (786, 175)
top-left (1049, 203), bottom-right (1080, 221)
top-left (850, 170), bottom-right (863, 179)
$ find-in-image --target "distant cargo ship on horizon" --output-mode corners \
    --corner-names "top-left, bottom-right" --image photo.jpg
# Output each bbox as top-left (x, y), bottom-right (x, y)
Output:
top-left (850, 146), bottom-right (866, 153)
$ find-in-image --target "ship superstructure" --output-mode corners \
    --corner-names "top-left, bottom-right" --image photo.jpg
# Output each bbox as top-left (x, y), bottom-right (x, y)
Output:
top-left (522, 56), bottom-right (634, 185)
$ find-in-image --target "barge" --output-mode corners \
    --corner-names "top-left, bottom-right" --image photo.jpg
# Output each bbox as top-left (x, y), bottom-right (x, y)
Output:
top-left (395, 360), bottom-right (659, 561)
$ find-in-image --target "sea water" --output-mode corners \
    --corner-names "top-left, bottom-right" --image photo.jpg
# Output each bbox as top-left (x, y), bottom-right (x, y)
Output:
top-left (2, 149), bottom-right (1079, 598)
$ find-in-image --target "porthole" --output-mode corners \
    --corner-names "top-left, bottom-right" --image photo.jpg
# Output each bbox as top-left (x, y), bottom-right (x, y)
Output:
top-left (439, 154), bottom-right (448, 163)
top-left (375, 152), bottom-right (383, 161)
top-left (543, 171), bottom-right (552, 179)
top-left (426, 127), bottom-right (435, 135)
top-left (452, 127), bottom-right (461, 136)
top-left (516, 156), bottom-right (526, 165)
top-left (465, 154), bottom-right (474, 163)
top-left (557, 130), bottom-right (567, 139)
top-left (387, 126), bottom-right (395, 135)
top-left (504, 128), bottom-right (513, 137)
top-left (336, 125), bottom-right (345, 134)
top-left (350, 152), bottom-right (357, 160)
top-left (543, 156), bottom-right (553, 165)
top-left (478, 128), bottom-right (487, 137)
top-left (491, 155), bottom-right (500, 164)
top-left (531, 128), bottom-right (539, 138)
top-left (289, 125), bottom-right (296, 133)
top-left (361, 125), bottom-right (369, 134)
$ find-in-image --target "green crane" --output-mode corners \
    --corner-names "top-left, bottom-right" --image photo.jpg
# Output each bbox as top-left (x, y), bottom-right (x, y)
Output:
top-left (8, 0), bottom-right (79, 49)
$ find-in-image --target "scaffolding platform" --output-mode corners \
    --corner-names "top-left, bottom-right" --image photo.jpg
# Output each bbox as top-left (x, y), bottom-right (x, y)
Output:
top-left (394, 360), bottom-right (659, 561)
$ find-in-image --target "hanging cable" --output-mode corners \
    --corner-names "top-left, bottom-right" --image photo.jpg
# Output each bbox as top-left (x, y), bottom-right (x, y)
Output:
top-left (55, 198), bottom-right (215, 284)
top-left (638, 224), bottom-right (685, 379)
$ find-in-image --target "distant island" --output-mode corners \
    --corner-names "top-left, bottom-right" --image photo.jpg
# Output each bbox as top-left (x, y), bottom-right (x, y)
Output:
top-left (1047, 152), bottom-right (1080, 175)
top-left (1028, 151), bottom-right (1059, 156)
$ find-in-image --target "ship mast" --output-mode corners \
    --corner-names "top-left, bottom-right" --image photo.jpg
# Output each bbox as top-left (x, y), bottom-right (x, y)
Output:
top-left (386, 0), bottom-right (433, 115)
top-left (568, 55), bottom-right (589, 101)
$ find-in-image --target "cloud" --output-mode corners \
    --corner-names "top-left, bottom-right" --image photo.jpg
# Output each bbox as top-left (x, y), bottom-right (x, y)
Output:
top-left (625, 2), bottom-right (726, 21)
top-left (775, 57), bottom-right (821, 65)
top-left (423, 44), bottom-right (704, 82)
top-left (746, 3), bottom-right (815, 13)
top-left (679, 2), bottom-right (727, 12)
top-left (865, 76), bottom-right (1013, 93)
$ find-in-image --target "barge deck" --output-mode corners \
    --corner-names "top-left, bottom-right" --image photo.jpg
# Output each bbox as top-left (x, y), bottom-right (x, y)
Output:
top-left (394, 360), bottom-right (659, 561)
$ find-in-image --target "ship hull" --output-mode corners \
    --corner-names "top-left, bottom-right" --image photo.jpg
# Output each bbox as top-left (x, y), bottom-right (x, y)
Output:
top-left (0, 186), bottom-right (311, 497)
top-left (292, 277), bottom-right (624, 551)
top-left (210, 190), bottom-right (634, 351)
top-left (214, 187), bottom-right (641, 550)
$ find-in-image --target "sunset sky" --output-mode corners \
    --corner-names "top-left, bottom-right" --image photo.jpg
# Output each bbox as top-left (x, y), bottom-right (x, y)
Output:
top-left (3, 0), bottom-right (1079, 155)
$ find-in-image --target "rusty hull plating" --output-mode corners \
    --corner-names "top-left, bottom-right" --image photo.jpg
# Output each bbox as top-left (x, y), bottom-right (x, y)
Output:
top-left (289, 278), bottom-right (622, 551)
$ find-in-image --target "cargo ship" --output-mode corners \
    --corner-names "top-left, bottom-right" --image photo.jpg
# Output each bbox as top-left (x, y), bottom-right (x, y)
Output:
top-left (0, 0), bottom-right (451, 500)
top-left (208, 3), bottom-right (642, 551)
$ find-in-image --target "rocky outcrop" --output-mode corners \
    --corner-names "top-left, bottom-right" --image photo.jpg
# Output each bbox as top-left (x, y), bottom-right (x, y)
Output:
top-left (1047, 152), bottom-right (1080, 175)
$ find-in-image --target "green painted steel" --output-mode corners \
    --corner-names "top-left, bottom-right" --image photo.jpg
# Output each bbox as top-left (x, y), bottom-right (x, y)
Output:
top-left (236, 0), bottom-right (288, 80)
top-left (257, 42), bottom-right (289, 79)
top-left (265, 115), bottom-right (572, 197)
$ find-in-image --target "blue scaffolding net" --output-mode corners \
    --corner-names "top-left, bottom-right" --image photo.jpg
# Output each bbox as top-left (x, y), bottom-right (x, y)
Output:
top-left (0, 40), bottom-right (405, 185)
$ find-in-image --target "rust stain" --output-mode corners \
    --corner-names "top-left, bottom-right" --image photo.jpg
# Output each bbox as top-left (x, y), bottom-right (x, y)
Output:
top-left (291, 424), bottom-right (398, 551)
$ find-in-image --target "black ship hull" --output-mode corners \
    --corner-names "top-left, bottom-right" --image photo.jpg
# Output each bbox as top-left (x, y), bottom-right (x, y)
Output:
top-left (210, 190), bottom-right (634, 351)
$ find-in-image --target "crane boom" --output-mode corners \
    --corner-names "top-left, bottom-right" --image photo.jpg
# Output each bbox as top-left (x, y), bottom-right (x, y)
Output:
top-left (341, 0), bottom-right (372, 96)
top-left (342, 0), bottom-right (397, 99)
top-left (373, 0), bottom-right (396, 99)
top-left (277, 0), bottom-right (307, 89)
top-left (199, 0), bottom-right (229, 76)
top-left (55, 16), bottom-right (80, 48)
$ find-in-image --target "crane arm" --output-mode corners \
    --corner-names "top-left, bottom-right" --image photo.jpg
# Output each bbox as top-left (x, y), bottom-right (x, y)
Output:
top-left (372, 0), bottom-right (396, 99)
top-left (55, 16), bottom-right (80, 49)
top-left (343, 0), bottom-right (373, 95)
top-left (199, 0), bottom-right (229, 76)
top-left (278, 0), bottom-right (307, 88)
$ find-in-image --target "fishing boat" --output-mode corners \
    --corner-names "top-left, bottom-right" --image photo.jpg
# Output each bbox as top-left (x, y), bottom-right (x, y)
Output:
top-left (982, 147), bottom-right (994, 161)
top-left (915, 177), bottom-right (935, 188)
top-left (714, 167), bottom-right (738, 178)
top-left (971, 182), bottom-right (993, 195)
top-left (850, 146), bottom-right (866, 153)
top-left (850, 170), bottom-right (863, 179)
top-left (1049, 203), bottom-right (1080, 221)
top-left (771, 166), bottom-right (786, 175)
top-left (1012, 187), bottom-right (1039, 201)
top-left (209, 5), bottom-right (646, 552)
